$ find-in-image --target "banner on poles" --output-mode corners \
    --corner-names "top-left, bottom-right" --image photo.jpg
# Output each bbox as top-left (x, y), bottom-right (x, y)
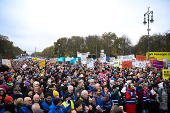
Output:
top-left (146, 52), bottom-right (170, 61)
top-left (39, 60), bottom-right (45, 67)
top-left (162, 69), bottom-right (170, 79)
top-left (122, 60), bottom-right (132, 68)
top-left (117, 54), bottom-right (135, 61)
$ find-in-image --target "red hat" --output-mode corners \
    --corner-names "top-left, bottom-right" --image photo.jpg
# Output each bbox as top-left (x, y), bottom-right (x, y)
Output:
top-left (157, 78), bottom-right (161, 83)
top-left (7, 78), bottom-right (12, 82)
top-left (4, 96), bottom-right (13, 104)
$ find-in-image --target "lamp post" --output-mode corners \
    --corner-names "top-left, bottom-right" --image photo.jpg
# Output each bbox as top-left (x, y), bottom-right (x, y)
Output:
top-left (143, 7), bottom-right (154, 52)
top-left (58, 44), bottom-right (60, 58)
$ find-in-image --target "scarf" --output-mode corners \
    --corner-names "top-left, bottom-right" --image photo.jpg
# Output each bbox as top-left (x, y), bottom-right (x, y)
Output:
top-left (143, 88), bottom-right (149, 98)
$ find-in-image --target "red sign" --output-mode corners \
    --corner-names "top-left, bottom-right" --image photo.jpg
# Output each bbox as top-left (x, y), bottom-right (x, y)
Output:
top-left (122, 60), bottom-right (132, 69)
top-left (136, 55), bottom-right (146, 61)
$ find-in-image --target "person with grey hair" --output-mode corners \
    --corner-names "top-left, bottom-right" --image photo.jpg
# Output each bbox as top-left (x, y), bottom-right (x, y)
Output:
top-left (88, 79), bottom-right (95, 92)
top-left (78, 90), bottom-right (95, 113)
top-left (65, 85), bottom-right (75, 101)
top-left (74, 81), bottom-right (85, 100)
top-left (32, 103), bottom-right (40, 113)
top-left (18, 97), bottom-right (32, 113)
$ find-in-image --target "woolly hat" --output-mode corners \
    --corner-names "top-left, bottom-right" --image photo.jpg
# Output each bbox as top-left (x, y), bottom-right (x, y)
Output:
top-left (25, 81), bottom-right (30, 86)
top-left (53, 90), bottom-right (59, 97)
top-left (53, 98), bottom-right (61, 105)
top-left (157, 78), bottom-right (161, 83)
top-left (4, 96), bottom-right (13, 104)
top-left (7, 78), bottom-right (12, 82)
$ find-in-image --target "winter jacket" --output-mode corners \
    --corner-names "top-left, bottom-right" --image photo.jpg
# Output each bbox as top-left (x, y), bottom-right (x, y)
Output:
top-left (74, 85), bottom-right (85, 99)
top-left (48, 104), bottom-right (67, 113)
top-left (111, 88), bottom-right (122, 106)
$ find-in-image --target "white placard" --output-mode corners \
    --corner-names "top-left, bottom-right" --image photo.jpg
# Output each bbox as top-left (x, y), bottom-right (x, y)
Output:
top-left (135, 61), bottom-right (146, 68)
top-left (100, 53), bottom-right (106, 63)
top-left (167, 61), bottom-right (170, 69)
top-left (81, 53), bottom-right (87, 64)
top-left (87, 58), bottom-right (94, 68)
top-left (117, 54), bottom-right (135, 61)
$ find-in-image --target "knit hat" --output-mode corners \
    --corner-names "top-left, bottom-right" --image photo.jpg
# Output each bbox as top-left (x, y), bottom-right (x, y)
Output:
top-left (7, 78), bottom-right (12, 82)
top-left (34, 109), bottom-right (44, 113)
top-left (53, 90), bottom-right (59, 97)
top-left (25, 81), bottom-right (30, 86)
top-left (157, 78), bottom-right (161, 83)
top-left (4, 96), bottom-right (13, 104)
top-left (142, 83), bottom-right (148, 87)
top-left (13, 86), bottom-right (21, 91)
top-left (15, 81), bottom-right (20, 85)
top-left (53, 98), bottom-right (61, 105)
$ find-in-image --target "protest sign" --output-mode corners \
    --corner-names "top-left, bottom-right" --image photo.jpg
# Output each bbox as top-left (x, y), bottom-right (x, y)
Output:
top-left (113, 59), bottom-right (119, 67)
top-left (87, 58), bottom-right (94, 68)
top-left (70, 58), bottom-right (76, 64)
top-left (2, 59), bottom-right (11, 68)
top-left (65, 57), bottom-right (71, 62)
top-left (50, 59), bottom-right (56, 63)
top-left (136, 55), bottom-right (146, 61)
top-left (122, 60), bottom-right (132, 69)
top-left (81, 53), bottom-right (87, 64)
top-left (146, 52), bottom-right (170, 61)
top-left (22, 64), bottom-right (27, 68)
top-left (39, 60), bottom-right (45, 67)
top-left (152, 60), bottom-right (163, 68)
top-left (167, 61), bottom-right (170, 69)
top-left (162, 69), bottom-right (170, 79)
top-left (100, 53), bottom-right (106, 63)
top-left (135, 61), bottom-right (146, 68)
top-left (117, 54), bottom-right (135, 61)
top-left (32, 57), bottom-right (37, 62)
top-left (57, 58), bottom-right (63, 63)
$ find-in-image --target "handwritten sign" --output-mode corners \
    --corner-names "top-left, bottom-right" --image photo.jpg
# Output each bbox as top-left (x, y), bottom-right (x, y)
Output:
top-left (122, 60), bottom-right (132, 69)
top-left (136, 55), bottom-right (146, 61)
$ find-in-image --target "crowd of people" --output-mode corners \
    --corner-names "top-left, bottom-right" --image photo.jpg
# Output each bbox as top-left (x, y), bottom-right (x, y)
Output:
top-left (0, 59), bottom-right (170, 113)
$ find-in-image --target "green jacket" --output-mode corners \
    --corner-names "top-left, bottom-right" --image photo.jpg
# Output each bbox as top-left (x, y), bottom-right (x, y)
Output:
top-left (111, 88), bottom-right (122, 106)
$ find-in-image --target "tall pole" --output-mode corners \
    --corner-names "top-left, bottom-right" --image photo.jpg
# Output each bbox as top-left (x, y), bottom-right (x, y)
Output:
top-left (96, 44), bottom-right (97, 59)
top-left (147, 9), bottom-right (150, 52)
top-left (143, 7), bottom-right (154, 52)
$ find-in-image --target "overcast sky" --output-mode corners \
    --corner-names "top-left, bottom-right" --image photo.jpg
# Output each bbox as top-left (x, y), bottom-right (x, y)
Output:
top-left (0, 0), bottom-right (170, 54)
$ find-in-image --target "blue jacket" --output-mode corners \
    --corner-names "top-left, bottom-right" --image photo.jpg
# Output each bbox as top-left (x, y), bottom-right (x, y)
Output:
top-left (92, 96), bottom-right (104, 111)
top-left (48, 104), bottom-right (67, 113)
top-left (42, 101), bottom-right (51, 113)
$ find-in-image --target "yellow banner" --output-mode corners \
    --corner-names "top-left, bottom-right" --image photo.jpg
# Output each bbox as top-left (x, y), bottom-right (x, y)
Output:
top-left (146, 52), bottom-right (170, 61)
top-left (162, 69), bottom-right (170, 79)
top-left (39, 60), bottom-right (45, 67)
top-left (32, 57), bottom-right (37, 62)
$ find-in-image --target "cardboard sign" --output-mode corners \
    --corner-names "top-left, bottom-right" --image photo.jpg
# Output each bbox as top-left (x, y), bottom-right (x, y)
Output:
top-left (136, 55), bottom-right (146, 61)
top-left (122, 60), bottom-right (132, 69)
top-left (39, 60), bottom-right (45, 67)
top-left (50, 59), bottom-right (56, 63)
top-left (162, 69), bottom-right (170, 79)
top-left (87, 58), bottom-right (94, 68)
top-left (81, 53), bottom-right (87, 64)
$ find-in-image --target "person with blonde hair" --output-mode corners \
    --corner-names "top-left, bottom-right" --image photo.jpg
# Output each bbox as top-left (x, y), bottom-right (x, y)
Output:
top-left (14, 98), bottom-right (24, 112)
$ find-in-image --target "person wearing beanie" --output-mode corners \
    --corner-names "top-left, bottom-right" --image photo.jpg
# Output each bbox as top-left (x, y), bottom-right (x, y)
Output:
top-left (61, 93), bottom-right (74, 112)
top-left (53, 90), bottom-right (59, 98)
top-left (11, 86), bottom-right (23, 100)
top-left (48, 98), bottom-right (68, 113)
top-left (42, 93), bottom-right (52, 113)
top-left (0, 96), bottom-right (15, 113)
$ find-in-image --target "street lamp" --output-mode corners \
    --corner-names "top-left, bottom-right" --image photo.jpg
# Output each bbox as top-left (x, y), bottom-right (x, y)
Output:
top-left (143, 7), bottom-right (154, 52)
top-left (58, 44), bottom-right (60, 58)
